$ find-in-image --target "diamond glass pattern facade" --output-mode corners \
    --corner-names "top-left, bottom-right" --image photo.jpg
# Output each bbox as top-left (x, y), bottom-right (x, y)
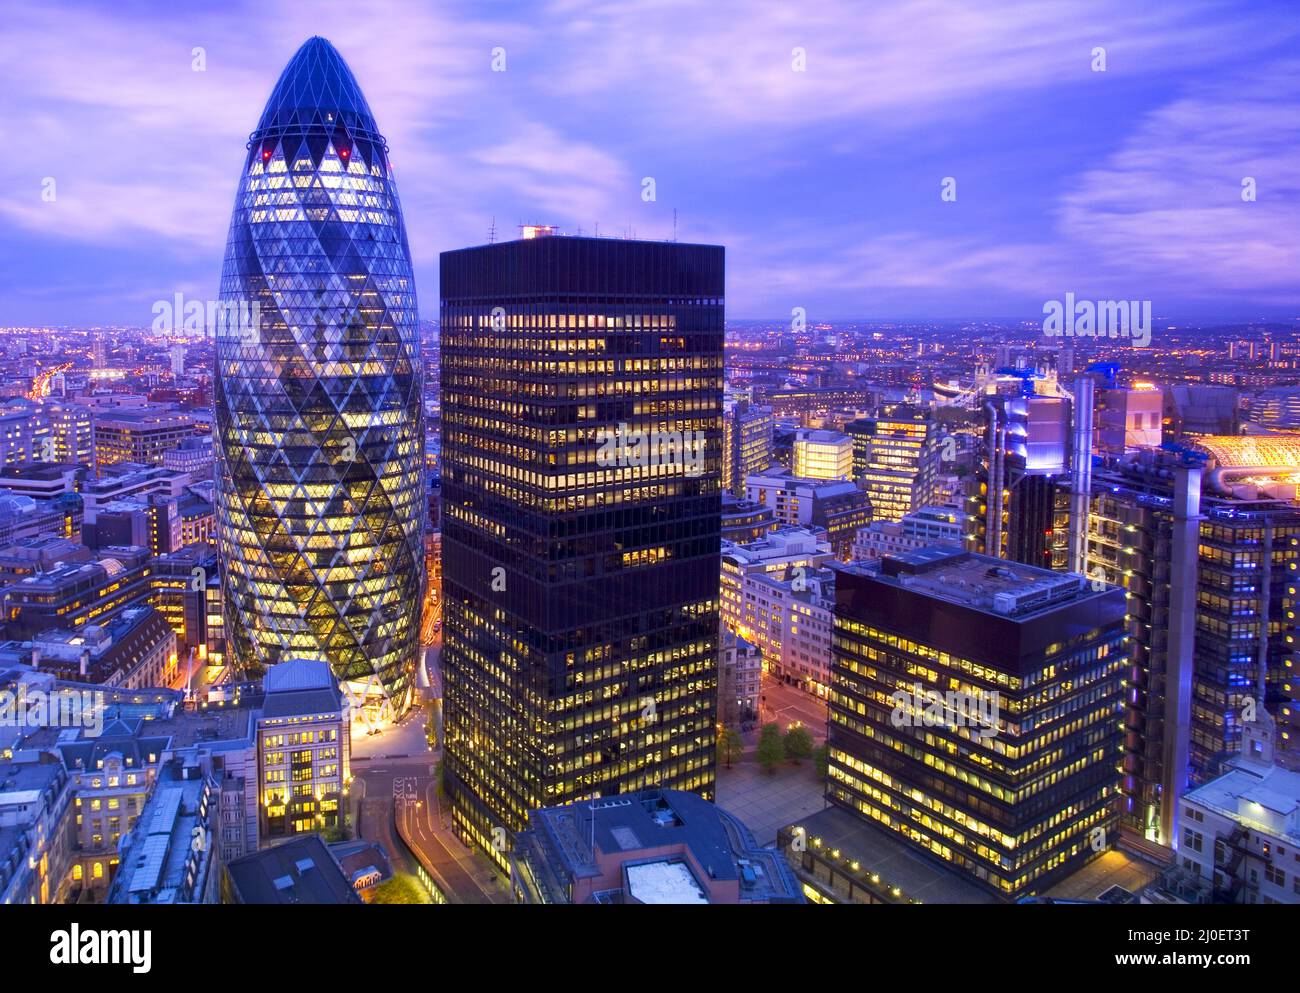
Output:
top-left (214, 38), bottom-right (425, 702)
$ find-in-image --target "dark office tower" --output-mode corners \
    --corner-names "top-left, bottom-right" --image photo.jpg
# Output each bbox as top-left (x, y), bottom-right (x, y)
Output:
top-left (829, 548), bottom-right (1127, 898)
top-left (213, 38), bottom-right (426, 702)
top-left (440, 233), bottom-right (724, 867)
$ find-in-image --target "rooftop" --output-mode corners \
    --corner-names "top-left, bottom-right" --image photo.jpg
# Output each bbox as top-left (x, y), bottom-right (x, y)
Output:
top-left (785, 804), bottom-right (998, 905)
top-left (226, 834), bottom-right (360, 904)
top-left (843, 547), bottom-right (1097, 619)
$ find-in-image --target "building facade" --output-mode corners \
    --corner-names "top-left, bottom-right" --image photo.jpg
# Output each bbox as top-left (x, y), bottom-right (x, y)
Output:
top-left (828, 549), bottom-right (1128, 898)
top-left (440, 234), bottom-right (723, 867)
top-left (213, 37), bottom-right (426, 703)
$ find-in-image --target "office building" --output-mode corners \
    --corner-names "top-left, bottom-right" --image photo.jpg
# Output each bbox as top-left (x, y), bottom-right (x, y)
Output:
top-left (793, 428), bottom-right (852, 480)
top-left (56, 718), bottom-right (172, 898)
top-left (107, 765), bottom-right (222, 905)
top-left (223, 834), bottom-right (360, 904)
top-left (745, 468), bottom-right (870, 560)
top-left (440, 234), bottom-right (723, 866)
top-left (721, 527), bottom-right (837, 693)
top-left (1064, 451), bottom-right (1300, 846)
top-left (722, 399), bottom-right (774, 496)
top-left (28, 607), bottom-right (178, 689)
top-left (3, 545), bottom-right (153, 639)
top-left (828, 548), bottom-right (1127, 898)
top-left (93, 410), bottom-right (196, 472)
top-left (1175, 717), bottom-right (1300, 903)
top-left (0, 754), bottom-right (75, 905)
top-left (213, 37), bottom-right (427, 702)
top-left (1096, 384), bottom-right (1164, 456)
top-left (851, 505), bottom-right (968, 563)
top-left (720, 494), bottom-right (775, 543)
top-left (718, 626), bottom-right (761, 729)
top-left (0, 400), bottom-right (94, 469)
top-left (847, 404), bottom-right (937, 522)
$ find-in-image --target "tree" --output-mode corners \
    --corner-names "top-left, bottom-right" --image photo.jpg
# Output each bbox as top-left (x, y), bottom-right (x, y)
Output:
top-left (756, 723), bottom-right (785, 774)
top-left (431, 759), bottom-right (445, 797)
top-left (718, 727), bottom-right (742, 769)
top-left (813, 744), bottom-right (830, 779)
top-left (369, 873), bottom-right (428, 904)
top-left (785, 725), bottom-right (814, 764)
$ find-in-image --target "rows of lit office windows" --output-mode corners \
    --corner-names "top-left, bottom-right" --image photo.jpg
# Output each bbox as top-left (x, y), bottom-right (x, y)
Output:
top-left (448, 311), bottom-right (683, 331)
top-left (831, 656), bottom-right (1122, 763)
top-left (828, 757), bottom-right (1114, 883)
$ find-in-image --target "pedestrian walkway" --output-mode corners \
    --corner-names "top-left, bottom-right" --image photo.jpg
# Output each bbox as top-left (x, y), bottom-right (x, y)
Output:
top-left (717, 760), bottom-right (827, 847)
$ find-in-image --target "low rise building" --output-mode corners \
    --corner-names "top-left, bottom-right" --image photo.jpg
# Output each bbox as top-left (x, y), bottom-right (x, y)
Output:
top-left (851, 505), bottom-right (968, 563)
top-left (223, 834), bottom-right (360, 904)
top-left (0, 753), bottom-right (75, 905)
top-left (107, 762), bottom-right (222, 904)
top-left (510, 789), bottom-right (802, 904)
top-left (718, 627), bottom-right (760, 729)
top-left (29, 606), bottom-right (177, 688)
top-left (1176, 718), bottom-right (1300, 904)
top-left (256, 659), bottom-right (350, 841)
top-left (722, 527), bottom-right (837, 694)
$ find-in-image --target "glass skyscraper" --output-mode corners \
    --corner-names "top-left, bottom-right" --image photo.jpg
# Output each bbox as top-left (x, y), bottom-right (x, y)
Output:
top-left (440, 233), bottom-right (724, 867)
top-left (214, 38), bottom-right (426, 704)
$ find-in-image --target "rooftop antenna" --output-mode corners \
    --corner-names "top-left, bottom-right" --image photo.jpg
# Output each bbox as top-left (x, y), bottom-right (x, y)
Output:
top-left (488, 217), bottom-right (497, 244)
top-left (672, 208), bottom-right (678, 242)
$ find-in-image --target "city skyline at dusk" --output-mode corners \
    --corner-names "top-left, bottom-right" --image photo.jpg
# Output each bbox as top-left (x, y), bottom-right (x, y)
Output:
top-left (0, 1), bottom-right (1296, 971)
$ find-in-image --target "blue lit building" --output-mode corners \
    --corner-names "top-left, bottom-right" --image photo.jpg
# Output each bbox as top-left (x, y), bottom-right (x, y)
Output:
top-left (214, 38), bottom-right (426, 705)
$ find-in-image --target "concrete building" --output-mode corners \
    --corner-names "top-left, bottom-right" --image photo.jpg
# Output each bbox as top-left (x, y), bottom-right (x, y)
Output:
top-left (1176, 718), bottom-right (1300, 903)
top-left (510, 789), bottom-right (802, 904)
top-left (256, 659), bottom-right (350, 841)
top-left (107, 762), bottom-right (222, 904)
top-left (0, 400), bottom-right (94, 469)
top-left (718, 627), bottom-right (761, 729)
top-left (223, 834), bottom-right (360, 904)
top-left (57, 718), bottom-right (172, 898)
top-left (27, 606), bottom-right (178, 689)
top-left (720, 494), bottom-right (776, 543)
top-left (721, 528), bottom-right (837, 694)
top-left (93, 410), bottom-right (196, 472)
top-left (162, 435), bottom-right (215, 481)
top-left (0, 753), bottom-right (75, 904)
top-left (1059, 452), bottom-right (1300, 847)
top-left (745, 469), bottom-right (871, 560)
top-left (846, 404), bottom-right (938, 522)
top-left (851, 505), bottom-right (968, 564)
top-left (0, 490), bottom-right (83, 545)
top-left (0, 537), bottom-right (91, 586)
top-left (1096, 384), bottom-right (1164, 456)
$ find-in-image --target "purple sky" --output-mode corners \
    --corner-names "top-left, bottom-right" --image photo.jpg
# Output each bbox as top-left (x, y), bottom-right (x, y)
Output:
top-left (0, 0), bottom-right (1297, 325)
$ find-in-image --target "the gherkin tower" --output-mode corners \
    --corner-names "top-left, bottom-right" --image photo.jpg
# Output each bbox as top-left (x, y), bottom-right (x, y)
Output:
top-left (214, 37), bottom-right (425, 704)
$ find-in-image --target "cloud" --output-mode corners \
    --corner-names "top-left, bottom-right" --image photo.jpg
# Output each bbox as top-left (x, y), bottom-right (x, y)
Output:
top-left (1058, 58), bottom-right (1300, 303)
top-left (0, 0), bottom-right (1296, 321)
